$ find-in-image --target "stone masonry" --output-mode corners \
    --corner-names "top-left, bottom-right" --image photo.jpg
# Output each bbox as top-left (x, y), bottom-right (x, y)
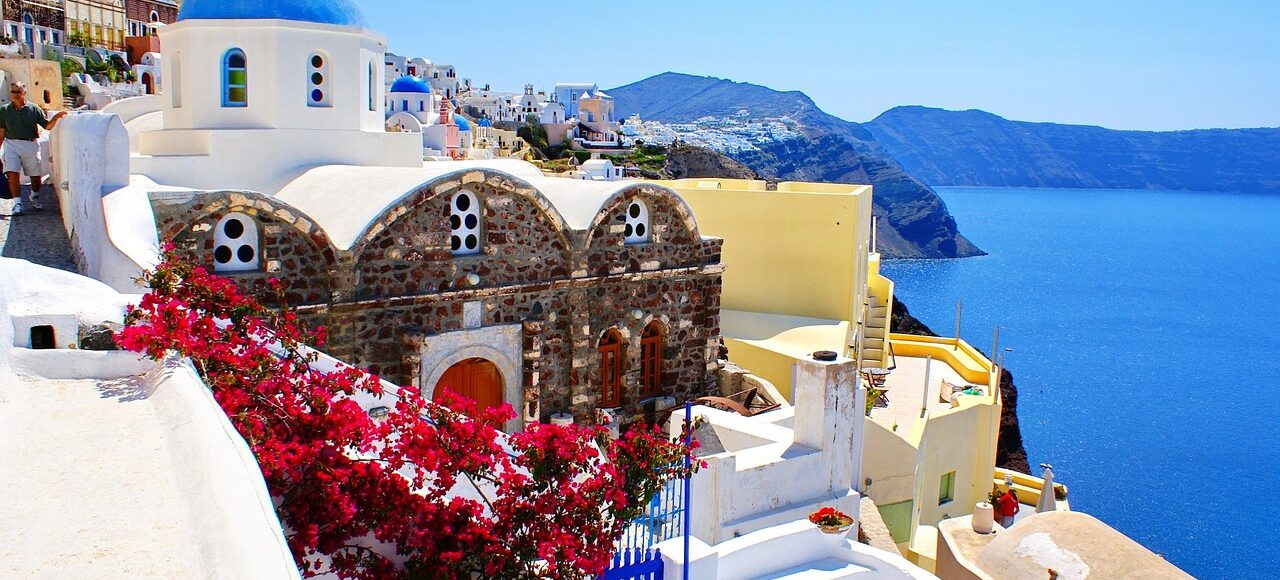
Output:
top-left (150, 171), bottom-right (725, 427)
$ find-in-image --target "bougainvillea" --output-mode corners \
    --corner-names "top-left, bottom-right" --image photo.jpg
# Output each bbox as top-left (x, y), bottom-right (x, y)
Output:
top-left (119, 248), bottom-right (699, 579)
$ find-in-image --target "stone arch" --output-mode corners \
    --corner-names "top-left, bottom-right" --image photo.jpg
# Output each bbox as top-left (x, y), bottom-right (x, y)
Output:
top-left (420, 327), bottom-right (523, 433)
top-left (351, 169), bottom-right (577, 298)
top-left (583, 183), bottom-right (701, 250)
top-left (354, 169), bottom-right (575, 254)
top-left (580, 184), bottom-right (705, 278)
top-left (151, 190), bottom-right (337, 306)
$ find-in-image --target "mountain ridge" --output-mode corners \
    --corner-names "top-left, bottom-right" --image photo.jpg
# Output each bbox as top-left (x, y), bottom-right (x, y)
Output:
top-left (610, 73), bottom-right (982, 259)
top-left (865, 105), bottom-right (1280, 194)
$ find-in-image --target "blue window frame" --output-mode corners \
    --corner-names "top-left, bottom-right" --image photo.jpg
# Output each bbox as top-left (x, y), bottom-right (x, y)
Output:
top-left (367, 62), bottom-right (376, 111)
top-left (223, 49), bottom-right (247, 107)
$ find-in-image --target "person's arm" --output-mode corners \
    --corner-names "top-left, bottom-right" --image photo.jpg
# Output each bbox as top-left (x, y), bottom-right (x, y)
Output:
top-left (45, 111), bottom-right (67, 131)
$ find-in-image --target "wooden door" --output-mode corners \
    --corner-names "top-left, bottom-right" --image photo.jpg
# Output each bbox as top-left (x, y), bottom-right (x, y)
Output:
top-left (435, 358), bottom-right (504, 412)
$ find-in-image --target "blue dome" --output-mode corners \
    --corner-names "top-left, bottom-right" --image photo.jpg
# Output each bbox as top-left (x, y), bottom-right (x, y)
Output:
top-left (389, 76), bottom-right (431, 94)
top-left (453, 114), bottom-right (471, 131)
top-left (477, 117), bottom-right (492, 128)
top-left (178, 0), bottom-right (367, 27)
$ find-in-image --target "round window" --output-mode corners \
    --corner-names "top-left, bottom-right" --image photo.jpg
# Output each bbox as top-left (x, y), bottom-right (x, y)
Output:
top-left (624, 200), bottom-right (651, 244)
top-left (449, 192), bottom-right (482, 256)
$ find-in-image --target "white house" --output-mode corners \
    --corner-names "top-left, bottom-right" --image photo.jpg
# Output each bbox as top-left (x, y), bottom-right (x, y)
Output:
top-left (539, 93), bottom-right (566, 125)
top-left (515, 84), bottom-right (542, 124)
top-left (384, 51), bottom-right (407, 80)
top-left (426, 62), bottom-right (458, 99)
top-left (577, 158), bottom-right (624, 181)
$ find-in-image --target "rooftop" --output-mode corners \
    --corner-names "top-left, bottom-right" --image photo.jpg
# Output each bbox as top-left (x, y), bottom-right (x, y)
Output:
top-left (938, 511), bottom-right (1193, 579)
top-left (1, 375), bottom-right (210, 577)
top-left (866, 354), bottom-right (978, 430)
top-left (177, 0), bottom-right (366, 27)
top-left (0, 259), bottom-right (298, 578)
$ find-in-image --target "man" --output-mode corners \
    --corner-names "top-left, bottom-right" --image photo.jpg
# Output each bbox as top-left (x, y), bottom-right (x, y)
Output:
top-left (0, 82), bottom-right (67, 215)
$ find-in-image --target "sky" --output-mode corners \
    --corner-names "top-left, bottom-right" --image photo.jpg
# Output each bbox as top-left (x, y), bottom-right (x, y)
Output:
top-left (353, 0), bottom-right (1279, 131)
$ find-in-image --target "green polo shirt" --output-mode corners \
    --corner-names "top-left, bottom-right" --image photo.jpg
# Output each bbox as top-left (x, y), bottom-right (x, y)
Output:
top-left (0, 102), bottom-right (49, 141)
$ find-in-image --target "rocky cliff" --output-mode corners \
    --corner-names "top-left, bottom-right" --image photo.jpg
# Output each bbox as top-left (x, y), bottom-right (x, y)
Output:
top-left (610, 73), bottom-right (983, 259)
top-left (662, 145), bottom-right (758, 180)
top-left (866, 106), bottom-right (1280, 194)
top-left (891, 297), bottom-right (1029, 474)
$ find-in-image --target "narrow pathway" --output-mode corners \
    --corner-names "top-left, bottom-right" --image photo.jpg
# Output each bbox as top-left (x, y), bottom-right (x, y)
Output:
top-left (0, 186), bottom-right (77, 272)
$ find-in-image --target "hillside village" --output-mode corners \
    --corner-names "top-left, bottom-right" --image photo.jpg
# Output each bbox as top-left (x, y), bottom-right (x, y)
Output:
top-left (0, 1), bottom-right (1192, 579)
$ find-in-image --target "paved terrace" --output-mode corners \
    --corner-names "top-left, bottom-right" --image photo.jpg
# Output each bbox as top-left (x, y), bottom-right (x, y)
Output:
top-left (866, 354), bottom-right (981, 430)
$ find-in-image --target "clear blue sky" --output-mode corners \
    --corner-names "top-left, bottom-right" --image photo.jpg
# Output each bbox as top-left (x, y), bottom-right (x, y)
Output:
top-left (353, 0), bottom-right (1278, 131)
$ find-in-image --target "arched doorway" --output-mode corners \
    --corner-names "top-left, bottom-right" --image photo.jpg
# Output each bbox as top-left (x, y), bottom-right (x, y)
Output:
top-left (434, 357), bottom-right (504, 413)
top-left (141, 72), bottom-right (154, 95)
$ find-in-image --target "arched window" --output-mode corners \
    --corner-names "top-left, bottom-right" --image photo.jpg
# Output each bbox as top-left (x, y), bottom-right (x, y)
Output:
top-left (367, 61), bottom-right (376, 111)
top-left (307, 52), bottom-right (330, 108)
top-left (640, 322), bottom-right (664, 398)
top-left (222, 48), bottom-right (247, 107)
top-left (171, 51), bottom-right (183, 107)
top-left (450, 191), bottom-right (482, 256)
top-left (213, 213), bottom-right (259, 272)
top-left (598, 329), bottom-right (625, 407)
top-left (624, 199), bottom-right (651, 244)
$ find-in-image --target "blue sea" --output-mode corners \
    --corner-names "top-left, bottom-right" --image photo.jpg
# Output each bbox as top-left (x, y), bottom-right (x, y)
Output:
top-left (882, 187), bottom-right (1280, 579)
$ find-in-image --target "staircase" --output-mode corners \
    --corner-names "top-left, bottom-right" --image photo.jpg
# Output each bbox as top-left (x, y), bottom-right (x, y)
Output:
top-left (859, 292), bottom-right (890, 369)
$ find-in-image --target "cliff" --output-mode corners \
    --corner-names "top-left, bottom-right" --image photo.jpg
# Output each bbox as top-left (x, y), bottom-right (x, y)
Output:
top-left (891, 297), bottom-right (1029, 474)
top-left (610, 73), bottom-right (984, 259)
top-left (662, 144), bottom-right (758, 180)
top-left (866, 106), bottom-right (1280, 194)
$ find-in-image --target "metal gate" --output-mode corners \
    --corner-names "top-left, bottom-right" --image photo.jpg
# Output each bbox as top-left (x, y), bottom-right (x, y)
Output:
top-left (604, 403), bottom-right (694, 580)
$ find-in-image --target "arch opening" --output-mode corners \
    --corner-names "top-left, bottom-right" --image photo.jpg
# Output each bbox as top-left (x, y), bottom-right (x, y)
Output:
top-left (434, 357), bottom-right (505, 415)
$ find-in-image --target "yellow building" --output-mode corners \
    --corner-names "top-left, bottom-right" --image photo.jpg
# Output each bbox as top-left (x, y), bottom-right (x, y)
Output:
top-left (65, 0), bottom-right (126, 51)
top-left (658, 178), bottom-right (1008, 572)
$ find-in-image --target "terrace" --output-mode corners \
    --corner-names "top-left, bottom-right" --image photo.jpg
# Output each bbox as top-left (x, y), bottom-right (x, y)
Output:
top-left (865, 334), bottom-right (998, 434)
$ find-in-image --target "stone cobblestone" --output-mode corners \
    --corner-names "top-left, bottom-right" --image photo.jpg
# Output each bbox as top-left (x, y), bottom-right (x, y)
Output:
top-left (0, 187), bottom-right (76, 273)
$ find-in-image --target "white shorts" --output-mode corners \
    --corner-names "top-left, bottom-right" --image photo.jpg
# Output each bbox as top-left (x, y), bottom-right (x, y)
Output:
top-left (2, 139), bottom-right (41, 177)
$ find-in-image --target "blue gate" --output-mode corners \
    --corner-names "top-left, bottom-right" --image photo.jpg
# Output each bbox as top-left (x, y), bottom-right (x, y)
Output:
top-left (605, 403), bottom-right (694, 580)
top-left (600, 547), bottom-right (664, 580)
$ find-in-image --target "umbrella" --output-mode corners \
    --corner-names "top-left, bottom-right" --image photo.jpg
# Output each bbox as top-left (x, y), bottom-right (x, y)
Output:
top-left (1036, 463), bottom-right (1057, 513)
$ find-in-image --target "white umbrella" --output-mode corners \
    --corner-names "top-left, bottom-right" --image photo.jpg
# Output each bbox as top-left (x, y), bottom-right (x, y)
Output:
top-left (1036, 464), bottom-right (1057, 513)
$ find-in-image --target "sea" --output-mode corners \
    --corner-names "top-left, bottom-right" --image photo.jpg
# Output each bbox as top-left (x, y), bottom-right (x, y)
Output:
top-left (881, 187), bottom-right (1280, 579)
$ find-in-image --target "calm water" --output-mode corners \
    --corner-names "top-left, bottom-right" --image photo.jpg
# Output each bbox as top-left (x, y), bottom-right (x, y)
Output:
top-left (882, 187), bottom-right (1280, 579)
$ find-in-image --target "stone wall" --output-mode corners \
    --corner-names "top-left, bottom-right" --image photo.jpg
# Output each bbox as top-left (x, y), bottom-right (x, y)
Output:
top-left (125, 0), bottom-right (178, 26)
top-left (3, 0), bottom-right (64, 30)
top-left (151, 191), bottom-right (336, 307)
top-left (148, 174), bottom-right (724, 427)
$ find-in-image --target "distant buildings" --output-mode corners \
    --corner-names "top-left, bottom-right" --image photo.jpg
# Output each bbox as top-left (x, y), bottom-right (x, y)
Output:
top-left (66, 0), bottom-right (128, 51)
top-left (125, 0), bottom-right (178, 38)
top-left (3, 0), bottom-right (67, 48)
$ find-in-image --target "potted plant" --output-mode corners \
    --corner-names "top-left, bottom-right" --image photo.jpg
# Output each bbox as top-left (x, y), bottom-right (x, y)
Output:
top-left (808, 506), bottom-right (854, 535)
